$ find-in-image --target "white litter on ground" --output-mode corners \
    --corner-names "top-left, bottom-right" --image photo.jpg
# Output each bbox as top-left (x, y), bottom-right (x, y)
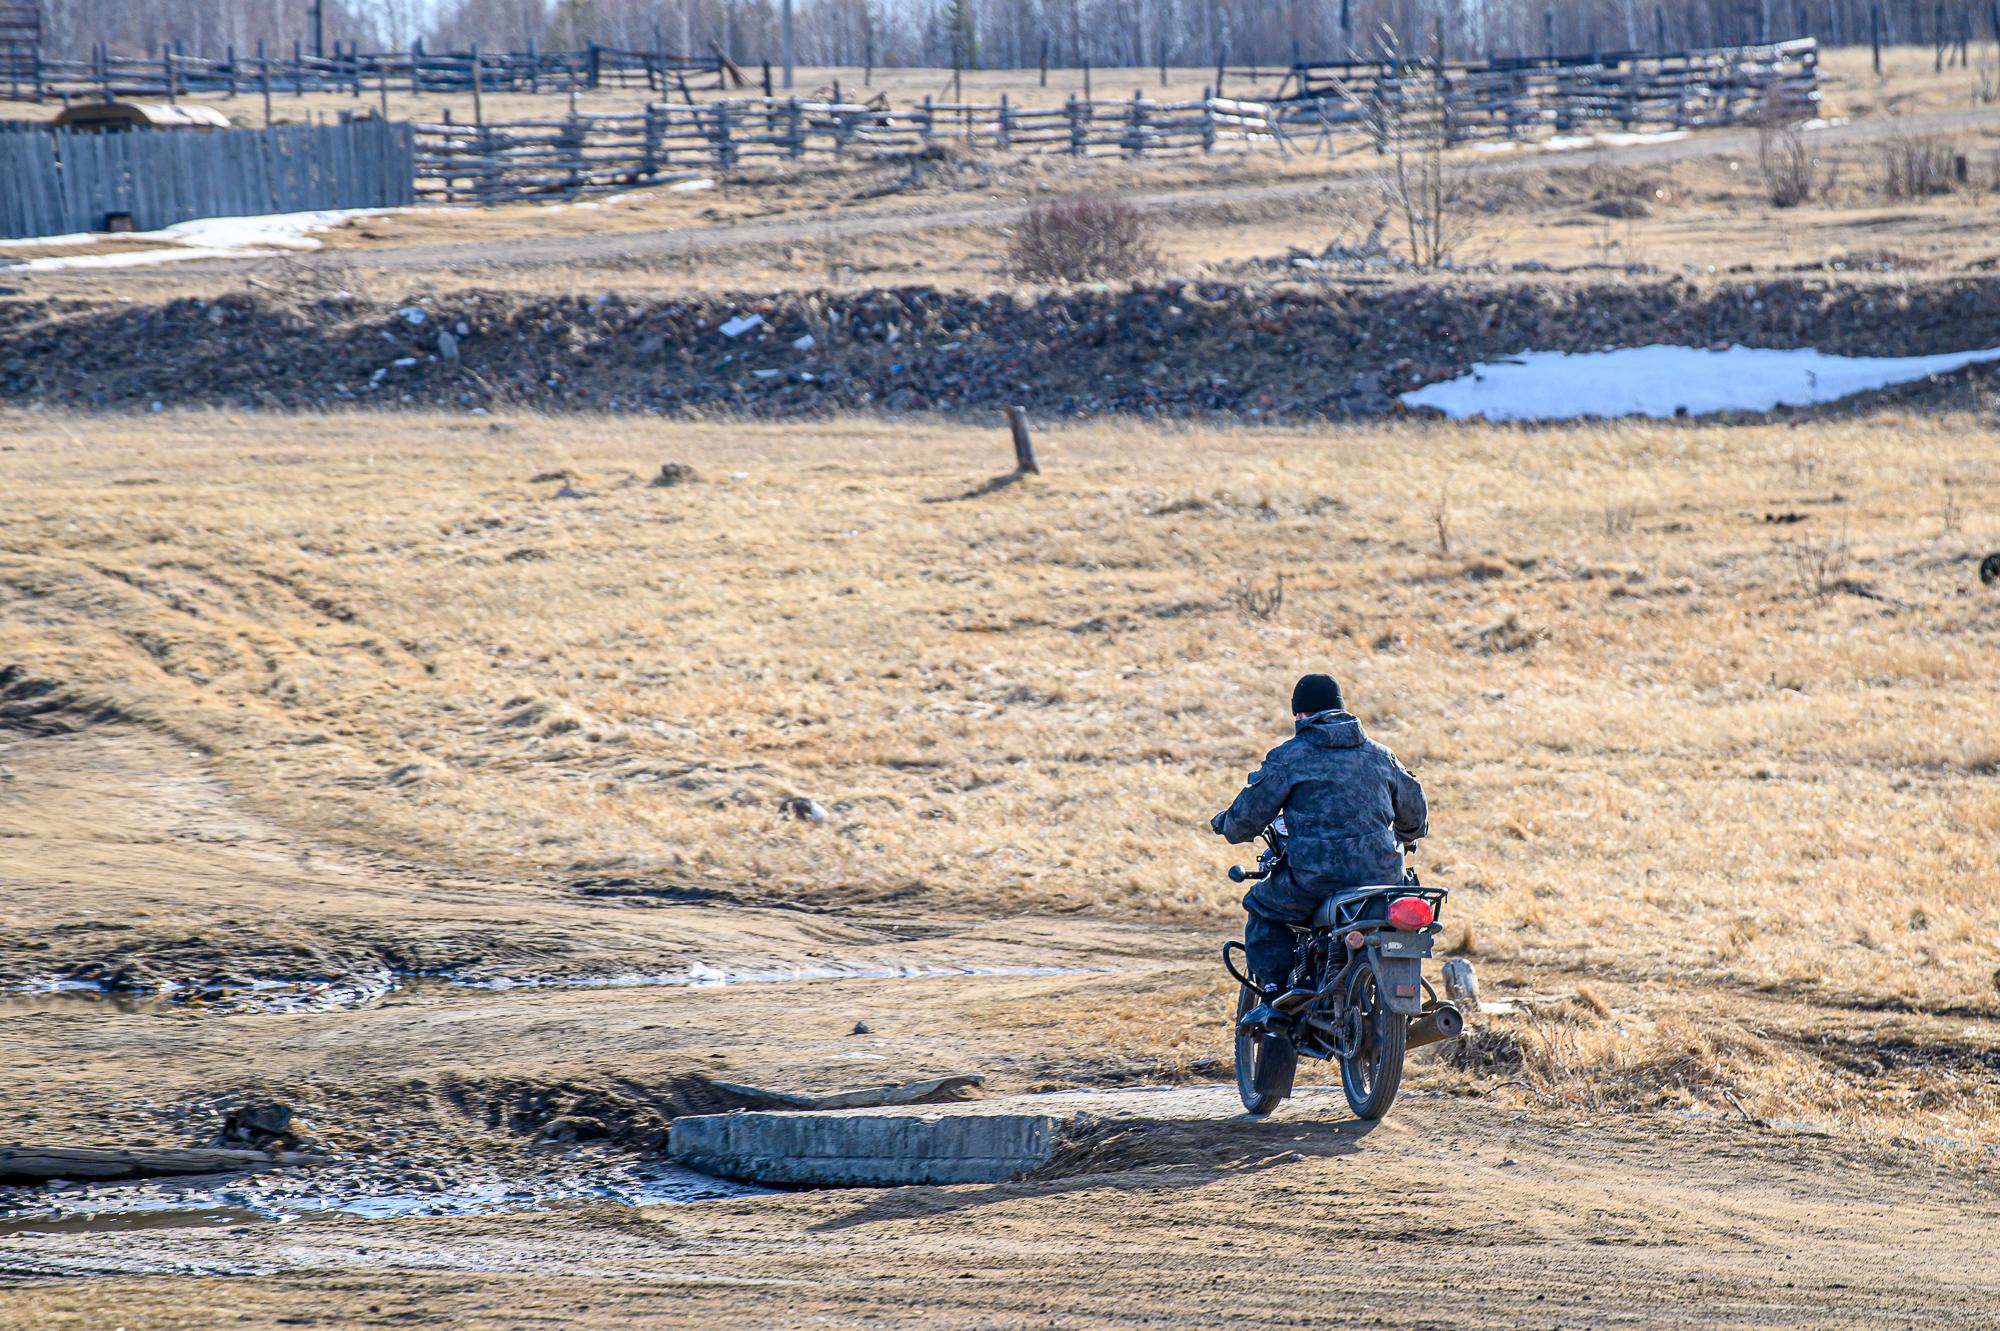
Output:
top-left (7, 207), bottom-right (407, 272)
top-left (1400, 344), bottom-right (2000, 421)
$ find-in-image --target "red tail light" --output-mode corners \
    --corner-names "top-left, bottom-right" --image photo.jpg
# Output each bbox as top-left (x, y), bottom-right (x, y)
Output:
top-left (1388, 896), bottom-right (1434, 930)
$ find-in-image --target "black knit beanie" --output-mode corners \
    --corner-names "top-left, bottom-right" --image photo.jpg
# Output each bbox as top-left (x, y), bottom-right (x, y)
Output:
top-left (1291, 673), bottom-right (1344, 716)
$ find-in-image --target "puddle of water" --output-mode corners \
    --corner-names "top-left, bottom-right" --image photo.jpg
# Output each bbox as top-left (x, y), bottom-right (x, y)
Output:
top-left (0, 973), bottom-right (395, 1015)
top-left (0, 1163), bottom-right (761, 1235)
top-left (0, 962), bottom-right (1118, 1018)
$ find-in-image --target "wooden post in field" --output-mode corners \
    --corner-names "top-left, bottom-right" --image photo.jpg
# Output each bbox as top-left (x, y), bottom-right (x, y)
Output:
top-left (260, 41), bottom-right (273, 124)
top-left (1040, 34), bottom-right (1049, 86)
top-left (1655, 5), bottom-right (1667, 52)
top-left (1004, 407), bottom-right (1039, 474)
top-left (470, 45), bottom-right (483, 127)
top-left (1871, 1), bottom-right (1883, 74)
top-left (1215, 43), bottom-right (1226, 96)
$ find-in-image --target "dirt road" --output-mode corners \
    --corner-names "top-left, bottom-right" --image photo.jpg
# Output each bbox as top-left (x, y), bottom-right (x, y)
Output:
top-left (5, 718), bottom-right (1999, 1328)
top-left (133, 100), bottom-right (2000, 282)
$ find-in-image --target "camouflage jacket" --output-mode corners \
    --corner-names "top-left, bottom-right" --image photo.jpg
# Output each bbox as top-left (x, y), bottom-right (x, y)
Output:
top-left (1212, 710), bottom-right (1428, 890)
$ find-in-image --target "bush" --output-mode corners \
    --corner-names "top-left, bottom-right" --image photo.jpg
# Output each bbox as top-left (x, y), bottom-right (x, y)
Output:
top-left (1006, 193), bottom-right (1161, 283)
top-left (1880, 133), bottom-right (1960, 199)
top-left (1758, 123), bottom-right (1825, 208)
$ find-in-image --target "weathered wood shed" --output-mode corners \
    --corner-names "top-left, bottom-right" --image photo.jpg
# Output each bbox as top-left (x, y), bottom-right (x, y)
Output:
top-left (52, 100), bottom-right (230, 132)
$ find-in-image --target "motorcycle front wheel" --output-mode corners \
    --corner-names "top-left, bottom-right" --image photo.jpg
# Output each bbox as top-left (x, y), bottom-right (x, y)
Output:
top-left (1234, 984), bottom-right (1296, 1115)
top-left (1338, 964), bottom-right (1406, 1120)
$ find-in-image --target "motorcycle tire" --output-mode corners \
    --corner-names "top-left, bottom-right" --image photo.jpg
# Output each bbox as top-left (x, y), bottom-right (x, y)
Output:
top-left (1338, 964), bottom-right (1407, 1120)
top-left (1234, 983), bottom-right (1296, 1115)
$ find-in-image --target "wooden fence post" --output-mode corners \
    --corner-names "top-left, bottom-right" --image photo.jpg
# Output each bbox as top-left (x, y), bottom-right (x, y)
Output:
top-left (1067, 94), bottom-right (1084, 155)
top-left (1004, 406), bottom-right (1039, 474)
top-left (998, 92), bottom-right (1012, 149)
top-left (786, 97), bottom-right (804, 157)
top-left (470, 44), bottom-right (483, 126)
top-left (1871, 1), bottom-right (1883, 74)
top-left (1201, 85), bottom-right (1215, 151)
top-left (1128, 87), bottom-right (1145, 154)
top-left (225, 44), bottom-right (237, 97)
top-left (920, 94), bottom-right (935, 147)
top-left (713, 100), bottom-right (735, 168)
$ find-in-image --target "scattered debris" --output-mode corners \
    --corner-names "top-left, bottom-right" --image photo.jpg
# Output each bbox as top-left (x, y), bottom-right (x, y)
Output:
top-left (1981, 553), bottom-right (2000, 586)
top-left (1441, 958), bottom-right (1480, 1014)
top-left (852, 1020), bottom-right (872, 1035)
top-left (217, 1103), bottom-right (302, 1149)
top-left (780, 797), bottom-right (829, 825)
top-left (652, 462), bottom-right (698, 487)
top-left (14, 279), bottom-right (2000, 421)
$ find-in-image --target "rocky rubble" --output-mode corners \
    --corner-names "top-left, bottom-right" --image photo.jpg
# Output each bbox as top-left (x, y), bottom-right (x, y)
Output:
top-left (5, 275), bottom-right (2000, 419)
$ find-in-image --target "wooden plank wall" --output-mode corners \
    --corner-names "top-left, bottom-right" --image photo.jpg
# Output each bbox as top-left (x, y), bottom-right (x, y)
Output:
top-left (0, 119), bottom-right (415, 238)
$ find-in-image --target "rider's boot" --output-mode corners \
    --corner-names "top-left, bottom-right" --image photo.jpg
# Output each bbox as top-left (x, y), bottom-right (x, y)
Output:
top-left (1239, 982), bottom-right (1285, 1031)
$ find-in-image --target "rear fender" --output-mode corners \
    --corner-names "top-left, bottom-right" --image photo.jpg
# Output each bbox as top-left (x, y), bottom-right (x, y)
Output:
top-left (1368, 953), bottom-right (1425, 1016)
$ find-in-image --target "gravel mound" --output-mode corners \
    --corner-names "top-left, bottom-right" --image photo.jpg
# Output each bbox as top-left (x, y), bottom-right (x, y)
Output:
top-left (6, 275), bottom-right (1999, 418)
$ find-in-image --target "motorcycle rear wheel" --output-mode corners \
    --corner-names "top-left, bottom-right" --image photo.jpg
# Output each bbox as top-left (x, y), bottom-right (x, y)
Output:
top-left (1338, 965), bottom-right (1406, 1120)
top-left (1234, 984), bottom-right (1296, 1115)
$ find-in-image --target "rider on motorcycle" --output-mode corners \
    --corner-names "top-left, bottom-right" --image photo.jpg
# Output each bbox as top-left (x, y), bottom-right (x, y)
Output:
top-left (1210, 673), bottom-right (1428, 1030)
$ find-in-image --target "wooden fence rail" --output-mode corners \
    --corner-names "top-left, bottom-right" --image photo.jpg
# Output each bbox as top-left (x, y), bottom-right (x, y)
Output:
top-left (0, 119), bottom-right (415, 238)
top-left (413, 40), bottom-right (1817, 204)
top-left (0, 42), bottom-right (730, 104)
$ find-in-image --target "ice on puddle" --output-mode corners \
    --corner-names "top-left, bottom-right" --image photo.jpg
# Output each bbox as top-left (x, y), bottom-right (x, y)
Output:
top-left (1400, 344), bottom-right (2000, 421)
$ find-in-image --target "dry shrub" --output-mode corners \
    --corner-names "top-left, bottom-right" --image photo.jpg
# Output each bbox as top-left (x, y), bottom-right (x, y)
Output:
top-left (1879, 133), bottom-right (1960, 199)
top-left (1758, 122), bottom-right (1828, 208)
top-left (1006, 193), bottom-right (1160, 283)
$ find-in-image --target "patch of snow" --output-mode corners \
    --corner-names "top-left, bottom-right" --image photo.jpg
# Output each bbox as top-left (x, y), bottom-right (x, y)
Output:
top-left (6, 207), bottom-right (408, 272)
top-left (669, 177), bottom-right (716, 192)
top-left (397, 305), bottom-right (427, 326)
top-left (1401, 344), bottom-right (2000, 421)
top-left (719, 313), bottom-right (763, 338)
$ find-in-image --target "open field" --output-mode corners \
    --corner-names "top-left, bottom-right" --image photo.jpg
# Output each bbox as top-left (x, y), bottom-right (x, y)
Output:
top-left (4, 39), bottom-right (2000, 1325)
top-left (2, 405), bottom-right (1998, 1324)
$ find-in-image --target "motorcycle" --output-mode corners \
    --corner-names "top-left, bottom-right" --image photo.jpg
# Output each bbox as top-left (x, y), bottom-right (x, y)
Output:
top-left (1222, 825), bottom-right (1461, 1120)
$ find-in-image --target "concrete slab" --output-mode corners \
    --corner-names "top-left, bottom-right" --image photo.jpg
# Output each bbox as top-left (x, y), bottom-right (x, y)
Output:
top-left (668, 1085), bottom-right (1351, 1187)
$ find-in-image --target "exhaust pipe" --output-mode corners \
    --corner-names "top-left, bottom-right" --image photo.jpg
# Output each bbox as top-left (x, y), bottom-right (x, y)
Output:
top-left (1407, 1003), bottom-right (1464, 1050)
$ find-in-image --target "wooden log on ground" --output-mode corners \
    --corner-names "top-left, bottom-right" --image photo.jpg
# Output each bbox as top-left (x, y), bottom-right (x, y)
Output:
top-left (708, 1074), bottom-right (983, 1110)
top-left (0, 1145), bottom-right (325, 1184)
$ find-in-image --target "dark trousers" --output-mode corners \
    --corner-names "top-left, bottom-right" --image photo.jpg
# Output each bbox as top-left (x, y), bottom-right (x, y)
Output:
top-left (1241, 866), bottom-right (1328, 986)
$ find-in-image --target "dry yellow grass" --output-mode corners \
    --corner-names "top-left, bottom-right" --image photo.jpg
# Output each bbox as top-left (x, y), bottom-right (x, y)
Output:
top-left (2, 405), bottom-right (1997, 1142)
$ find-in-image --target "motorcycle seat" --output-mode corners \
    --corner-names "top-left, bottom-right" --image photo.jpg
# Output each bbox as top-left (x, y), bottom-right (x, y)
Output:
top-left (1311, 885), bottom-right (1409, 929)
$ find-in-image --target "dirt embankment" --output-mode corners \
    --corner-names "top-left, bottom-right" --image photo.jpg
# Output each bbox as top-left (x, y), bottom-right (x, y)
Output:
top-left (7, 275), bottom-right (2000, 418)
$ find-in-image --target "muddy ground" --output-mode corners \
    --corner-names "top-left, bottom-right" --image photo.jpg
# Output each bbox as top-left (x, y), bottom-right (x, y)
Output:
top-left (4, 706), bottom-right (1999, 1327)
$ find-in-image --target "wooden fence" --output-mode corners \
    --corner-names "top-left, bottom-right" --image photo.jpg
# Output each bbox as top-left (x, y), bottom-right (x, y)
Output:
top-left (0, 41), bottom-right (731, 104)
top-left (415, 39), bottom-right (1819, 204)
top-left (0, 118), bottom-right (415, 238)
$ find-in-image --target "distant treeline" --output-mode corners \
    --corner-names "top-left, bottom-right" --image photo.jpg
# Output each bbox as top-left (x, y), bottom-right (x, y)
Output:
top-left (32, 0), bottom-right (1992, 70)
